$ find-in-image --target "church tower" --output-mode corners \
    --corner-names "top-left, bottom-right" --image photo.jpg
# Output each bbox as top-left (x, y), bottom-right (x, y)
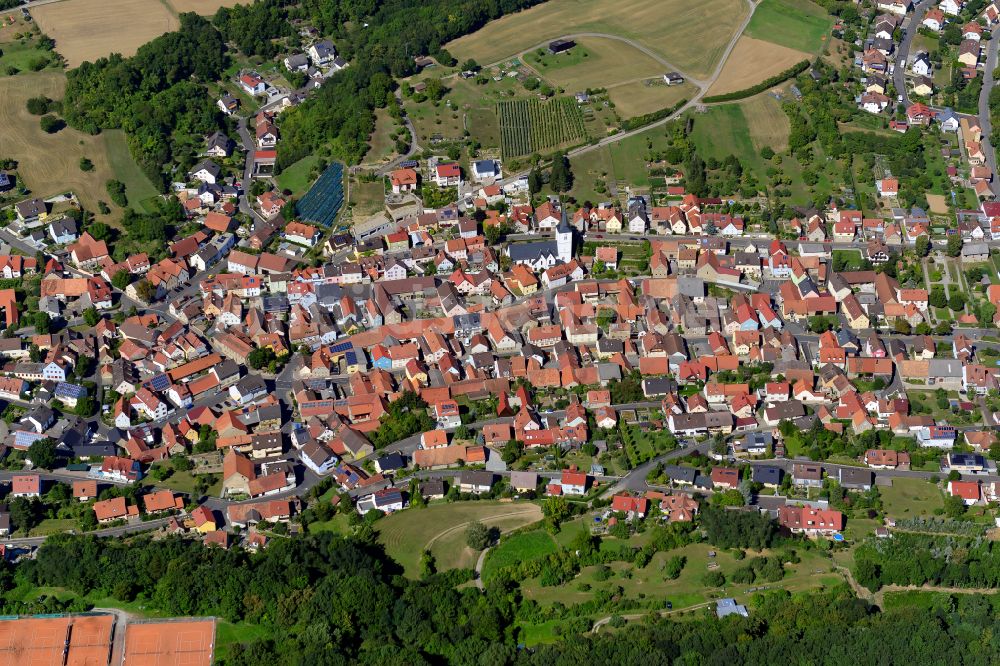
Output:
top-left (556, 208), bottom-right (573, 263)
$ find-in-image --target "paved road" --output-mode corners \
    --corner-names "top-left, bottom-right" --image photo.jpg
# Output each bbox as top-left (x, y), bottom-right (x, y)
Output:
top-left (980, 33), bottom-right (1000, 196)
top-left (1, 517), bottom-right (171, 547)
top-left (893, 0), bottom-right (935, 109)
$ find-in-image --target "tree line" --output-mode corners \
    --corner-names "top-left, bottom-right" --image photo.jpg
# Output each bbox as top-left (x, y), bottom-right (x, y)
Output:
top-left (61, 13), bottom-right (229, 191)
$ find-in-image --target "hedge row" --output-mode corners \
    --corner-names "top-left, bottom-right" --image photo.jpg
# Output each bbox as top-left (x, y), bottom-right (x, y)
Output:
top-left (702, 60), bottom-right (811, 104)
top-left (619, 98), bottom-right (689, 132)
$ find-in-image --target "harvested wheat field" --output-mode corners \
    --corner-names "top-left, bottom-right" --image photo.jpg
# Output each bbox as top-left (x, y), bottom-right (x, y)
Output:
top-left (706, 36), bottom-right (809, 97)
top-left (32, 0), bottom-right (178, 67)
top-left (167, 0), bottom-right (244, 14)
top-left (742, 94), bottom-right (791, 152)
top-left (607, 80), bottom-right (695, 119)
top-left (0, 72), bottom-right (127, 217)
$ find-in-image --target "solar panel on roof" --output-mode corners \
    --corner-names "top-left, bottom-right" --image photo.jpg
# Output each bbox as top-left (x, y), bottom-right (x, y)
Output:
top-left (147, 373), bottom-right (170, 391)
top-left (329, 340), bottom-right (352, 354)
top-left (296, 162), bottom-right (345, 227)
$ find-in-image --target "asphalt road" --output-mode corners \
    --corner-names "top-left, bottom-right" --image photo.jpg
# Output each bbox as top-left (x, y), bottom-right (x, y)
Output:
top-left (979, 33), bottom-right (1000, 197)
top-left (893, 0), bottom-right (935, 109)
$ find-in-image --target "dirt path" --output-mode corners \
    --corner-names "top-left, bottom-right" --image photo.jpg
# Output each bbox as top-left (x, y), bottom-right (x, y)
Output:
top-left (423, 507), bottom-right (542, 550)
top-left (474, 546), bottom-right (492, 590)
top-left (591, 600), bottom-right (716, 632)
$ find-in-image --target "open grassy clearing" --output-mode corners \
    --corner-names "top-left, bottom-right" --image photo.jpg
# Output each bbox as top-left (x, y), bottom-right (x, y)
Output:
top-left (482, 530), bottom-right (559, 582)
top-left (277, 155), bottom-right (320, 195)
top-left (363, 107), bottom-right (399, 165)
top-left (105, 129), bottom-right (161, 212)
top-left (347, 178), bottom-right (385, 217)
top-left (431, 511), bottom-right (547, 573)
top-left (690, 102), bottom-right (770, 179)
top-left (0, 16), bottom-right (57, 74)
top-left (32, 0), bottom-right (178, 67)
top-left (167, 0), bottom-right (244, 14)
top-left (404, 75), bottom-right (518, 147)
top-left (607, 80), bottom-right (694, 119)
top-left (378, 501), bottom-right (542, 577)
top-left (525, 37), bottom-right (663, 92)
top-left (744, 0), bottom-right (833, 54)
top-left (707, 36), bottom-right (810, 96)
top-left (880, 477), bottom-right (944, 520)
top-left (0, 71), bottom-right (137, 219)
top-left (445, 0), bottom-right (748, 79)
top-left (742, 94), bottom-right (790, 152)
top-left (519, 542), bottom-right (843, 623)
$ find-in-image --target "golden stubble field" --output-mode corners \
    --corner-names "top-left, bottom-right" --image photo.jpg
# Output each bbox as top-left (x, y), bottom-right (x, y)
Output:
top-left (446, 0), bottom-right (748, 79)
top-left (706, 36), bottom-right (810, 96)
top-left (31, 0), bottom-right (178, 67)
top-left (0, 71), bottom-right (125, 215)
top-left (166, 0), bottom-right (244, 14)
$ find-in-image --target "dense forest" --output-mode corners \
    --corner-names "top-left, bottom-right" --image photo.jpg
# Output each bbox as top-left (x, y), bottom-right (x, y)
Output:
top-left (9, 532), bottom-right (1000, 664)
top-left (61, 13), bottom-right (229, 191)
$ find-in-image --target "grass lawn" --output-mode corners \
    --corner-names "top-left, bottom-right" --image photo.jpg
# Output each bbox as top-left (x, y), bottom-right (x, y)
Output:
top-left (276, 155), bottom-right (320, 195)
top-left (144, 466), bottom-right (221, 498)
top-left (377, 502), bottom-right (543, 577)
top-left (27, 518), bottom-right (76, 537)
top-left (833, 249), bottom-right (866, 270)
top-left (880, 477), bottom-right (943, 520)
top-left (306, 513), bottom-right (350, 535)
top-left (482, 529), bottom-right (559, 582)
top-left (744, 0), bottom-right (833, 54)
top-left (445, 0), bottom-right (748, 79)
top-left (105, 129), bottom-right (162, 212)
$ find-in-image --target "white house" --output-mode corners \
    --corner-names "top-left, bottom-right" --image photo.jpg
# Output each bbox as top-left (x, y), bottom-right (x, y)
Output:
top-left (471, 159), bottom-right (501, 182)
top-left (938, 108), bottom-right (960, 132)
top-left (940, 0), bottom-right (962, 15)
top-left (308, 40), bottom-right (337, 66)
top-left (189, 160), bottom-right (221, 185)
top-left (239, 73), bottom-right (266, 96)
top-left (912, 52), bottom-right (932, 77)
top-left (877, 0), bottom-right (911, 14)
top-left (433, 162), bottom-right (461, 187)
top-left (860, 92), bottom-right (890, 114)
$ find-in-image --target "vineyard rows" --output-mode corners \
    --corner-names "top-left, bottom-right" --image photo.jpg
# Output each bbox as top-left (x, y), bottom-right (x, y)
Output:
top-left (497, 97), bottom-right (587, 159)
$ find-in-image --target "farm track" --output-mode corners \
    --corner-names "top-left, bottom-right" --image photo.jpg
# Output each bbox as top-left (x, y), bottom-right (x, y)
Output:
top-left (497, 0), bottom-right (760, 185)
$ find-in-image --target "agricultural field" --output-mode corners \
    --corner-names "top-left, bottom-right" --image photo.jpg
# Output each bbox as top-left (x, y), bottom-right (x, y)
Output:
top-left (707, 37), bottom-right (810, 96)
top-left (498, 97), bottom-right (587, 158)
top-left (445, 0), bottom-right (748, 79)
top-left (690, 103), bottom-right (765, 172)
top-left (524, 37), bottom-right (663, 93)
top-left (744, 0), bottom-right (833, 54)
top-left (0, 71), bottom-right (144, 218)
top-left (32, 0), bottom-right (179, 67)
top-left (607, 80), bottom-right (695, 119)
top-left (377, 501), bottom-right (542, 577)
top-left (880, 478), bottom-right (944, 520)
top-left (166, 0), bottom-right (244, 14)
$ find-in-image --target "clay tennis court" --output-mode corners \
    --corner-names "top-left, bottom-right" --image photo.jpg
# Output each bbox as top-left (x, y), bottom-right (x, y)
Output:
top-left (123, 619), bottom-right (216, 666)
top-left (0, 614), bottom-right (113, 666)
